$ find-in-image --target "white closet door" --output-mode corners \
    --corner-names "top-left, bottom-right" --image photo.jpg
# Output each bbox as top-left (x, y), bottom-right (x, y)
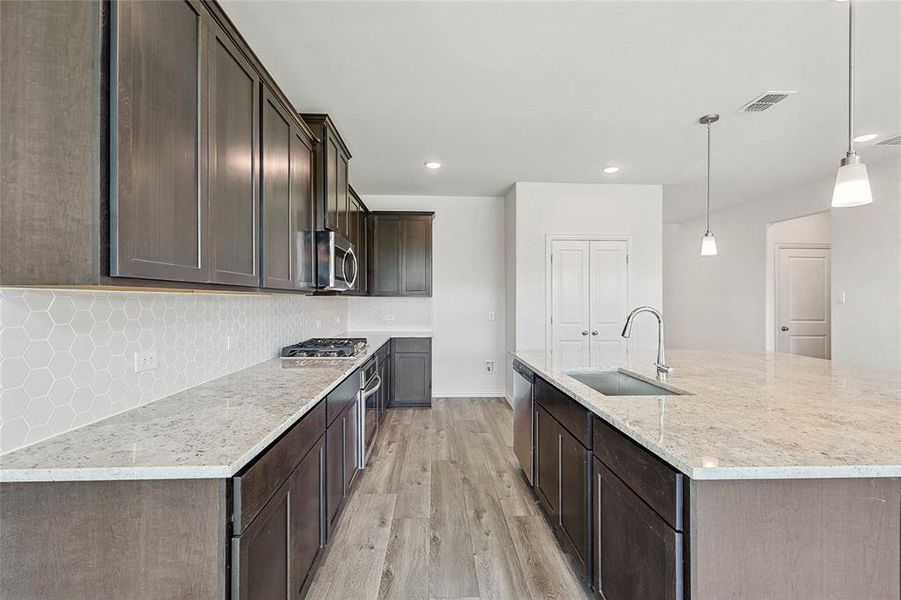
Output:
top-left (551, 240), bottom-right (590, 370)
top-left (589, 240), bottom-right (629, 368)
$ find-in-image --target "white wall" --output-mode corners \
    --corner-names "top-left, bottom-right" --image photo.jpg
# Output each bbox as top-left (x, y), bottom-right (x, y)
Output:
top-left (504, 186), bottom-right (517, 404)
top-left (510, 183), bottom-right (664, 355)
top-left (361, 195), bottom-right (506, 397)
top-left (664, 155), bottom-right (900, 372)
top-left (765, 211), bottom-right (831, 351)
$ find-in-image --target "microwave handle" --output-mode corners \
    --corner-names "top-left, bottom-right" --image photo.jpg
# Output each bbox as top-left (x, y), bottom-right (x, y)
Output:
top-left (342, 247), bottom-right (359, 289)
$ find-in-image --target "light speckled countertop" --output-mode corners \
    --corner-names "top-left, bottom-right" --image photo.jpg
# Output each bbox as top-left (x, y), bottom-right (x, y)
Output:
top-left (0, 331), bottom-right (431, 482)
top-left (514, 349), bottom-right (901, 480)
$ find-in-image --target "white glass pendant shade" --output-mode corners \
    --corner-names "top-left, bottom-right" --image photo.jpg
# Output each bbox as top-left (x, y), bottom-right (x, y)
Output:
top-left (832, 159), bottom-right (873, 207)
top-left (700, 231), bottom-right (718, 256)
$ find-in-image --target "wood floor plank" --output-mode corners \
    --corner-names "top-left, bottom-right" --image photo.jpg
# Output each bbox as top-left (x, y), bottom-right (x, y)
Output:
top-left (378, 518), bottom-right (429, 599)
top-left (506, 515), bottom-right (589, 600)
top-left (478, 432), bottom-right (539, 518)
top-left (394, 411), bottom-right (431, 518)
top-left (429, 460), bottom-right (480, 598)
top-left (461, 460), bottom-right (532, 600)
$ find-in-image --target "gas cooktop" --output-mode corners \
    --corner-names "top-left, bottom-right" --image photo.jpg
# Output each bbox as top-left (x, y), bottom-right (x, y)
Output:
top-left (280, 337), bottom-right (368, 359)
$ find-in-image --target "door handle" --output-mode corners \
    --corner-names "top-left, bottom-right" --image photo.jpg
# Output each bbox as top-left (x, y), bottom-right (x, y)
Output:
top-left (581, 330), bottom-right (589, 336)
top-left (781, 326), bottom-right (789, 332)
top-left (591, 331), bottom-right (599, 336)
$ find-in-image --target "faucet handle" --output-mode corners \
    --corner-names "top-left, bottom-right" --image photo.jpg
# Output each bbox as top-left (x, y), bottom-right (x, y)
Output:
top-left (655, 362), bottom-right (674, 374)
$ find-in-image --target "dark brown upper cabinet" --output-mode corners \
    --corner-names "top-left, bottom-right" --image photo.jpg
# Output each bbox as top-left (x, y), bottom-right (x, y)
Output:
top-left (299, 114), bottom-right (352, 237)
top-left (110, 0), bottom-right (209, 283)
top-left (208, 21), bottom-right (260, 286)
top-left (260, 86), bottom-right (316, 291)
top-left (369, 212), bottom-right (434, 297)
top-left (345, 186), bottom-right (368, 295)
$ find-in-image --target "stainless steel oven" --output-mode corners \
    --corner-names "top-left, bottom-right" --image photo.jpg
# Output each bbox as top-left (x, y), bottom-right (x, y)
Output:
top-left (358, 357), bottom-right (382, 467)
top-left (316, 230), bottom-right (358, 291)
top-left (513, 360), bottom-right (535, 485)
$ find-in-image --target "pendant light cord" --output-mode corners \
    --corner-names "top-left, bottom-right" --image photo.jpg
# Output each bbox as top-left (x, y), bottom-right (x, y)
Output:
top-left (848, 0), bottom-right (855, 155)
top-left (706, 122), bottom-right (711, 232)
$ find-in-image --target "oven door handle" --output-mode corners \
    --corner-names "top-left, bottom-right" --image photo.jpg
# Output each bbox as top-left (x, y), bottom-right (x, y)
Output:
top-left (362, 374), bottom-right (382, 399)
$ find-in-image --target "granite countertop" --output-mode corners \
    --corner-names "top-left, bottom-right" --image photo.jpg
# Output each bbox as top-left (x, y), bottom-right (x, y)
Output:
top-left (0, 331), bottom-right (431, 482)
top-left (514, 349), bottom-right (901, 481)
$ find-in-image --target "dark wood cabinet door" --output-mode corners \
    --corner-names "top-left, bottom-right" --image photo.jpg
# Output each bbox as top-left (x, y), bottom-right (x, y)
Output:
top-left (343, 400), bottom-right (359, 492)
top-left (535, 404), bottom-right (559, 518)
top-left (325, 139), bottom-right (339, 232)
top-left (595, 460), bottom-right (684, 600)
top-left (260, 88), bottom-right (293, 289)
top-left (559, 427), bottom-right (590, 578)
top-left (110, 0), bottom-right (208, 282)
top-left (208, 23), bottom-right (259, 286)
top-left (337, 155), bottom-right (349, 238)
top-left (291, 127), bottom-right (315, 289)
top-left (325, 415), bottom-right (344, 539)
top-left (391, 352), bottom-right (431, 407)
top-left (400, 215), bottom-right (433, 296)
top-left (233, 476), bottom-right (291, 600)
top-left (370, 214), bottom-right (401, 295)
top-left (291, 436), bottom-right (324, 598)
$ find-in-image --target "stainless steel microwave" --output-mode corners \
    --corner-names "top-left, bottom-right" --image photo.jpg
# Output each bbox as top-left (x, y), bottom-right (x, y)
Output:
top-left (315, 230), bottom-right (358, 291)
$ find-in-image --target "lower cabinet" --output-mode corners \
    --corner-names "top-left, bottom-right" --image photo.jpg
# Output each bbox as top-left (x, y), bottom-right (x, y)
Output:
top-left (534, 401), bottom-right (591, 580)
top-left (390, 338), bottom-right (432, 408)
top-left (326, 398), bottom-right (359, 539)
top-left (232, 433), bottom-right (324, 600)
top-left (594, 459), bottom-right (683, 600)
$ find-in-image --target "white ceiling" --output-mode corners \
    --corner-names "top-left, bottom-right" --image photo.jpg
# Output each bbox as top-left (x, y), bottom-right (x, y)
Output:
top-left (221, 0), bottom-right (901, 223)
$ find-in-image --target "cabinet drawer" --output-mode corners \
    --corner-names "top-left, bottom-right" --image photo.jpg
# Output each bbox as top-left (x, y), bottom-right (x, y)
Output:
top-left (233, 399), bottom-right (325, 532)
top-left (534, 377), bottom-right (591, 448)
top-left (327, 370), bottom-right (360, 426)
top-left (391, 337), bottom-right (431, 353)
top-left (593, 417), bottom-right (684, 531)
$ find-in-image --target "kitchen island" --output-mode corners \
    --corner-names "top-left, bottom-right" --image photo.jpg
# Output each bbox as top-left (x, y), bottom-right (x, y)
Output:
top-left (513, 348), bottom-right (901, 599)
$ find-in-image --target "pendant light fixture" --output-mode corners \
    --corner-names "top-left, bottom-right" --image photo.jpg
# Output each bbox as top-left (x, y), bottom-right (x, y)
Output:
top-left (699, 114), bottom-right (719, 256)
top-left (832, 0), bottom-right (873, 208)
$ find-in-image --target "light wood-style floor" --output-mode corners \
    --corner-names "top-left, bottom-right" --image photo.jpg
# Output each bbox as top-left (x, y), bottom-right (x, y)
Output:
top-left (306, 397), bottom-right (589, 600)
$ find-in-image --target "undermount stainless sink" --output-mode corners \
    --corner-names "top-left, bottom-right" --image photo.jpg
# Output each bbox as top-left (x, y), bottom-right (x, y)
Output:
top-left (565, 370), bottom-right (687, 396)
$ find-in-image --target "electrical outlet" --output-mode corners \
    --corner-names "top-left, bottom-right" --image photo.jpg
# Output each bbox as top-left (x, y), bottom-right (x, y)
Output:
top-left (487, 311), bottom-right (496, 322)
top-left (384, 314), bottom-right (395, 321)
top-left (134, 349), bottom-right (158, 373)
top-left (484, 360), bottom-right (495, 374)
top-left (226, 336), bottom-right (239, 352)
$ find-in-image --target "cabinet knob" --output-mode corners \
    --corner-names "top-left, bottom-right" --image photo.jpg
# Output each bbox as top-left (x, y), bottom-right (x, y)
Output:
top-left (781, 326), bottom-right (789, 332)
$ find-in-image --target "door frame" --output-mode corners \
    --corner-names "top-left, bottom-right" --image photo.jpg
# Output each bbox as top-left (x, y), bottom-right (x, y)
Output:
top-left (773, 242), bottom-right (831, 358)
top-left (545, 235), bottom-right (632, 364)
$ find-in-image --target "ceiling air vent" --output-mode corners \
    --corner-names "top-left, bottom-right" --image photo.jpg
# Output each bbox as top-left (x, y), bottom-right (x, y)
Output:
top-left (739, 91), bottom-right (797, 113)
top-left (875, 132), bottom-right (901, 146)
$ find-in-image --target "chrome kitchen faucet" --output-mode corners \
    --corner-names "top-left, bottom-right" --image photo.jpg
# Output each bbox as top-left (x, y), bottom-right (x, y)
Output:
top-left (621, 306), bottom-right (674, 382)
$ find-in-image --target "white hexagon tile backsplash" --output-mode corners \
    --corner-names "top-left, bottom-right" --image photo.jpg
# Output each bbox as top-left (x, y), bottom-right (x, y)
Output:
top-left (0, 288), bottom-right (347, 453)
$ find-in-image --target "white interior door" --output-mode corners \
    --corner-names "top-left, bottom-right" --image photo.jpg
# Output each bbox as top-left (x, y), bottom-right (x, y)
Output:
top-left (589, 240), bottom-right (629, 368)
top-left (551, 240), bottom-right (590, 370)
top-left (776, 246), bottom-right (831, 359)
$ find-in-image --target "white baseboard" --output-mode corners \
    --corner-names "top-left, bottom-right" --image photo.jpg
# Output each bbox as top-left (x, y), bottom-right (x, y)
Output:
top-left (431, 391), bottom-right (505, 398)
top-left (503, 393), bottom-right (513, 408)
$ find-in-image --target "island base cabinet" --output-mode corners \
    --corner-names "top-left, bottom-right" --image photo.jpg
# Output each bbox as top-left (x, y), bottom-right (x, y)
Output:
top-left (594, 459), bottom-right (683, 600)
top-left (232, 434), bottom-right (325, 600)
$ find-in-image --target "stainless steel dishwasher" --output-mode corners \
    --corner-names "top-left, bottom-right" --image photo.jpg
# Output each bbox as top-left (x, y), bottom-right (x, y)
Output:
top-left (512, 360), bottom-right (535, 485)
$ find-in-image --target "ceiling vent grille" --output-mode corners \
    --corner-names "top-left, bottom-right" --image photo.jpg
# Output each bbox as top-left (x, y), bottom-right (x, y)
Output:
top-left (739, 91), bottom-right (797, 113)
top-left (875, 132), bottom-right (901, 146)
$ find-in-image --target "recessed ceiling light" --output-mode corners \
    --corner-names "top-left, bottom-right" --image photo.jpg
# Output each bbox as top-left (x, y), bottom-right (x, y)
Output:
top-left (424, 161), bottom-right (442, 169)
top-left (602, 166), bottom-right (620, 174)
top-left (853, 133), bottom-right (879, 143)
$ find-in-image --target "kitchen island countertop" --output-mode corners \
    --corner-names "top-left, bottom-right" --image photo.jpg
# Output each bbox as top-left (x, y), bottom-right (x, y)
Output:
top-left (514, 349), bottom-right (901, 480)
